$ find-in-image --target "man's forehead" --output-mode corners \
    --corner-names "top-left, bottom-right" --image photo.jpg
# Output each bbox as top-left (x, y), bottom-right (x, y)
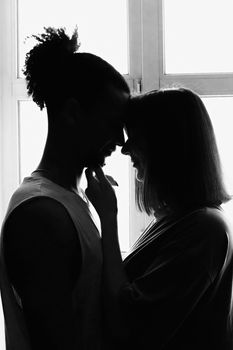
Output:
top-left (105, 83), bottom-right (130, 103)
top-left (103, 90), bottom-right (129, 119)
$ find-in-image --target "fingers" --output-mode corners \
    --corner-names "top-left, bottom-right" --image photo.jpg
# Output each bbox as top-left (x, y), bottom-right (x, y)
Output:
top-left (94, 167), bottom-right (117, 187)
top-left (93, 166), bottom-right (106, 182)
top-left (85, 167), bottom-right (118, 187)
top-left (85, 168), bottom-right (94, 182)
top-left (85, 168), bottom-right (100, 184)
top-left (105, 175), bottom-right (118, 187)
top-left (85, 167), bottom-right (105, 190)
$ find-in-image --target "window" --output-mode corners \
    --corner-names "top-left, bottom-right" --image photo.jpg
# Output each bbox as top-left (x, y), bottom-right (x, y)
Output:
top-left (164, 0), bottom-right (233, 74)
top-left (18, 0), bottom-right (129, 76)
top-left (203, 97), bottom-right (233, 220)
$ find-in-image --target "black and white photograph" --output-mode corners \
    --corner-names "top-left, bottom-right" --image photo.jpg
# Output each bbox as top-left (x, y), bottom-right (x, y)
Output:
top-left (0, 1), bottom-right (233, 349)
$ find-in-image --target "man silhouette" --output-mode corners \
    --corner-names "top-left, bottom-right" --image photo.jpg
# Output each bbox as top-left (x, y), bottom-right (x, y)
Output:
top-left (0, 27), bottom-right (130, 350)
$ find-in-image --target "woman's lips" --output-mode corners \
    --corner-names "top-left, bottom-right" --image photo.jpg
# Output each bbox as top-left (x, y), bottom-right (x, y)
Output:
top-left (132, 159), bottom-right (139, 167)
top-left (132, 158), bottom-right (142, 170)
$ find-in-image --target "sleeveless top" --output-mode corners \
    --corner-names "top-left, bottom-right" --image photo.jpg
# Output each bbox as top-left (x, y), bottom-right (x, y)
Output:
top-left (0, 173), bottom-right (103, 350)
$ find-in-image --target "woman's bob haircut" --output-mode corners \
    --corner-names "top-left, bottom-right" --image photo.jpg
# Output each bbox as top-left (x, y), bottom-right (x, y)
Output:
top-left (126, 88), bottom-right (231, 216)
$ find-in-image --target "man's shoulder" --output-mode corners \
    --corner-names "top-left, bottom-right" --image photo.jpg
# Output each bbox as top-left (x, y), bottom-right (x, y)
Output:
top-left (5, 196), bottom-right (67, 228)
top-left (3, 196), bottom-right (79, 257)
top-left (2, 196), bottom-right (81, 308)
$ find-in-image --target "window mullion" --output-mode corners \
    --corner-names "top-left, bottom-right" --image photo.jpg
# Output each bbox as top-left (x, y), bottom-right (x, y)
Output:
top-left (128, 0), bottom-right (162, 243)
top-left (141, 0), bottom-right (160, 93)
top-left (160, 74), bottom-right (233, 96)
top-left (128, 0), bottom-right (142, 89)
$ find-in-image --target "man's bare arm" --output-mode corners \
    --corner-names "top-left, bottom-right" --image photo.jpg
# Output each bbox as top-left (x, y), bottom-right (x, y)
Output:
top-left (3, 197), bottom-right (81, 350)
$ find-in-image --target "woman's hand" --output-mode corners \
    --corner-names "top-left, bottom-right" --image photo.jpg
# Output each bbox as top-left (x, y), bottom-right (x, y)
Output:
top-left (85, 167), bottom-right (118, 219)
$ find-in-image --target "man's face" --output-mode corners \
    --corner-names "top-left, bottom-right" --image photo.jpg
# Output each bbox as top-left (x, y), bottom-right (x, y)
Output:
top-left (84, 84), bottom-right (130, 168)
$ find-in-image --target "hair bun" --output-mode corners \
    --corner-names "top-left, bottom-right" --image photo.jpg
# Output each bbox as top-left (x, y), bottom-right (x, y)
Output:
top-left (23, 27), bottom-right (80, 109)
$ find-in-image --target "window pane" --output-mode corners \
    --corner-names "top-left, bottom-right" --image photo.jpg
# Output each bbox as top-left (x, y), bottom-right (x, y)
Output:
top-left (18, 0), bottom-right (128, 76)
top-left (18, 101), bottom-right (48, 181)
top-left (18, 101), bottom-right (129, 251)
top-left (164, 0), bottom-right (233, 74)
top-left (202, 97), bottom-right (233, 220)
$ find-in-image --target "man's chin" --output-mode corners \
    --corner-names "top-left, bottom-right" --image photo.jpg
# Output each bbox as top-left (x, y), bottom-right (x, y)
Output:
top-left (85, 154), bottom-right (106, 168)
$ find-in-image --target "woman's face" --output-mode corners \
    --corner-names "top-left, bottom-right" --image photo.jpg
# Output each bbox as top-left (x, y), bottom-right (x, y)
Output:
top-left (121, 126), bottom-right (147, 181)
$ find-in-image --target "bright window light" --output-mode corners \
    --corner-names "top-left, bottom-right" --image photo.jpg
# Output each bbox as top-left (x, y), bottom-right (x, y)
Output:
top-left (202, 97), bottom-right (233, 221)
top-left (18, 0), bottom-right (128, 76)
top-left (164, 0), bottom-right (233, 74)
top-left (18, 102), bottom-right (48, 180)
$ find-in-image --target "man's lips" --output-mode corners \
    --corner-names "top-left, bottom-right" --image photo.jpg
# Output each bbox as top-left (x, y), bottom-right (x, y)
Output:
top-left (102, 146), bottom-right (116, 156)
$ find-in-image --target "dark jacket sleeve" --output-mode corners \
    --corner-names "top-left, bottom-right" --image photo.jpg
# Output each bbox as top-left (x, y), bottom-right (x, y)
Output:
top-left (118, 209), bottom-right (229, 349)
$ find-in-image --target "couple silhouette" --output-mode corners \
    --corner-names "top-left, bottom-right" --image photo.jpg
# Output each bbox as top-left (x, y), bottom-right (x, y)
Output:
top-left (0, 27), bottom-right (232, 350)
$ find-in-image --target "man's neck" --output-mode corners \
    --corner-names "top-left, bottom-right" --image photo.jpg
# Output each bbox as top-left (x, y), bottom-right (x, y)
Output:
top-left (36, 151), bottom-right (84, 194)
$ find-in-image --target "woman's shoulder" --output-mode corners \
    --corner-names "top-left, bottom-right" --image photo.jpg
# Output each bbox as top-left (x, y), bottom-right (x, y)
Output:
top-left (181, 206), bottom-right (232, 248)
top-left (191, 206), bottom-right (229, 231)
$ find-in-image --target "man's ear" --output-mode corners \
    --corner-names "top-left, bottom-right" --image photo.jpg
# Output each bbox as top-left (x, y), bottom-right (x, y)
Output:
top-left (61, 97), bottom-right (83, 126)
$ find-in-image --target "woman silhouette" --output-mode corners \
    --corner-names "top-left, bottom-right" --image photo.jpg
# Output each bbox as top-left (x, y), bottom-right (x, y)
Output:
top-left (86, 88), bottom-right (233, 350)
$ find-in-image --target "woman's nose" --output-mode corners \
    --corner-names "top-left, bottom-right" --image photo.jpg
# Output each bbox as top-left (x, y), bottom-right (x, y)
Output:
top-left (121, 141), bottom-right (130, 155)
top-left (115, 129), bottom-right (125, 147)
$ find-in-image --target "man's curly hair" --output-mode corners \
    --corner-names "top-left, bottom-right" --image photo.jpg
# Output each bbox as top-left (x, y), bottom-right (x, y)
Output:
top-left (23, 26), bottom-right (129, 111)
top-left (23, 27), bottom-right (80, 109)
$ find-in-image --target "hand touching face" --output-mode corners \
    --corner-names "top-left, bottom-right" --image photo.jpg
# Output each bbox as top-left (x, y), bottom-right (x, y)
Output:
top-left (85, 167), bottom-right (118, 219)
